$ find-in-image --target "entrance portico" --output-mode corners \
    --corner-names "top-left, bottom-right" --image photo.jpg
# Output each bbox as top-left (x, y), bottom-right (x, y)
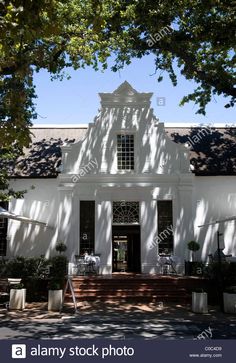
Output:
top-left (57, 82), bottom-right (194, 275)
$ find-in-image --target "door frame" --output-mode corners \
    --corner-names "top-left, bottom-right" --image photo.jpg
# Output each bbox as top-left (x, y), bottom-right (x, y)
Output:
top-left (112, 225), bottom-right (141, 273)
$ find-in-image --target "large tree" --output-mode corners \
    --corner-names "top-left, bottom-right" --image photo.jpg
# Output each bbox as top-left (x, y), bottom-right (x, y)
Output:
top-left (0, 0), bottom-right (235, 199)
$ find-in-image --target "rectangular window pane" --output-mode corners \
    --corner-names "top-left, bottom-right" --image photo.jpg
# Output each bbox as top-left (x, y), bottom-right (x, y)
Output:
top-left (117, 134), bottom-right (134, 170)
top-left (0, 202), bottom-right (8, 256)
top-left (80, 201), bottom-right (95, 255)
top-left (157, 201), bottom-right (173, 254)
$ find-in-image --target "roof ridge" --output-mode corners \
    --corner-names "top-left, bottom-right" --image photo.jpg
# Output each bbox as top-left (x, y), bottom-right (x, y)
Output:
top-left (30, 123), bottom-right (236, 128)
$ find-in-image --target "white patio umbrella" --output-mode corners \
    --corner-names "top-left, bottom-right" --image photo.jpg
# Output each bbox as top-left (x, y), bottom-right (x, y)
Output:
top-left (198, 216), bottom-right (236, 228)
top-left (0, 206), bottom-right (47, 227)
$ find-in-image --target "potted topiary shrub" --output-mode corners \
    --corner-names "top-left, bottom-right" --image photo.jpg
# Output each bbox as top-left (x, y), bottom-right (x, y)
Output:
top-left (188, 240), bottom-right (200, 261)
top-left (48, 280), bottom-right (63, 312)
top-left (9, 283), bottom-right (26, 310)
top-left (223, 286), bottom-right (236, 314)
top-left (55, 242), bottom-right (67, 254)
top-left (192, 288), bottom-right (208, 313)
top-left (185, 240), bottom-right (200, 275)
top-left (47, 255), bottom-right (67, 311)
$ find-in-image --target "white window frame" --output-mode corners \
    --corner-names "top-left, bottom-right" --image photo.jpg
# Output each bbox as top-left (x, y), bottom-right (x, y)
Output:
top-left (116, 131), bottom-right (136, 173)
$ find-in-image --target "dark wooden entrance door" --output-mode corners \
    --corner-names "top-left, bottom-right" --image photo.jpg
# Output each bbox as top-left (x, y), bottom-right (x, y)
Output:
top-left (112, 225), bottom-right (141, 273)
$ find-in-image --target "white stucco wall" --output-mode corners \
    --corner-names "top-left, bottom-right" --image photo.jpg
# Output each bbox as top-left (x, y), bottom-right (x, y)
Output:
top-left (7, 174), bottom-right (236, 267)
top-left (61, 82), bottom-right (189, 178)
top-left (193, 176), bottom-right (236, 261)
top-left (7, 179), bottom-right (59, 258)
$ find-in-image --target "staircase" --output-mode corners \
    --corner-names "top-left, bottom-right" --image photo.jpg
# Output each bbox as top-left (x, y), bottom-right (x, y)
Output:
top-left (65, 274), bottom-right (206, 303)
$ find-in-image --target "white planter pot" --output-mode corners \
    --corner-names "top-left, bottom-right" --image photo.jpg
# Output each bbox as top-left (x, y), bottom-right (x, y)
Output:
top-left (68, 262), bottom-right (78, 276)
top-left (8, 278), bottom-right (22, 285)
top-left (9, 289), bottom-right (26, 310)
top-left (223, 293), bottom-right (236, 314)
top-left (192, 292), bottom-right (208, 313)
top-left (48, 290), bottom-right (63, 311)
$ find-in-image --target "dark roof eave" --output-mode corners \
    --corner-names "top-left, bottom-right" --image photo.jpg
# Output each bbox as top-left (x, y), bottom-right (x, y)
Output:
top-left (9, 172), bottom-right (236, 179)
top-left (9, 175), bottom-right (58, 179)
top-left (194, 172), bottom-right (236, 176)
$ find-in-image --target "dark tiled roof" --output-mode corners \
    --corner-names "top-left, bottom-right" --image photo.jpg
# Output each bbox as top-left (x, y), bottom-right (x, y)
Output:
top-left (9, 125), bottom-right (236, 177)
top-left (166, 127), bottom-right (236, 176)
top-left (13, 127), bottom-right (87, 178)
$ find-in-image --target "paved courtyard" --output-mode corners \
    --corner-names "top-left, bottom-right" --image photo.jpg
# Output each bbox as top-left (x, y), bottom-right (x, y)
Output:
top-left (0, 302), bottom-right (235, 340)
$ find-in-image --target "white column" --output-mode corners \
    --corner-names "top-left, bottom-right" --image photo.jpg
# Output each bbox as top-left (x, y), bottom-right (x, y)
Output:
top-left (61, 145), bottom-right (72, 173)
top-left (57, 185), bottom-right (76, 261)
top-left (175, 177), bottom-right (194, 264)
top-left (140, 199), bottom-right (158, 274)
top-left (96, 198), bottom-right (112, 274)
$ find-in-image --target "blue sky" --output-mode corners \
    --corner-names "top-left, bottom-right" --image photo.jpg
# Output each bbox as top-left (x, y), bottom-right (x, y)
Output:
top-left (34, 54), bottom-right (235, 125)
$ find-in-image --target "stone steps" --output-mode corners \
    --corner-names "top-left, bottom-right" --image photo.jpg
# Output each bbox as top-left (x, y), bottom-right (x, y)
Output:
top-left (64, 275), bottom-right (198, 303)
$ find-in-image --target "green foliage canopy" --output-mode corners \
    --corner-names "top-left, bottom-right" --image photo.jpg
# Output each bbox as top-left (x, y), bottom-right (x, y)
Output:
top-left (0, 0), bottom-right (235, 199)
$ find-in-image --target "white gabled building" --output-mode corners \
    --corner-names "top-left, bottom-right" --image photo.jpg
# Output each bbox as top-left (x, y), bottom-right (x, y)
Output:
top-left (2, 82), bottom-right (236, 274)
